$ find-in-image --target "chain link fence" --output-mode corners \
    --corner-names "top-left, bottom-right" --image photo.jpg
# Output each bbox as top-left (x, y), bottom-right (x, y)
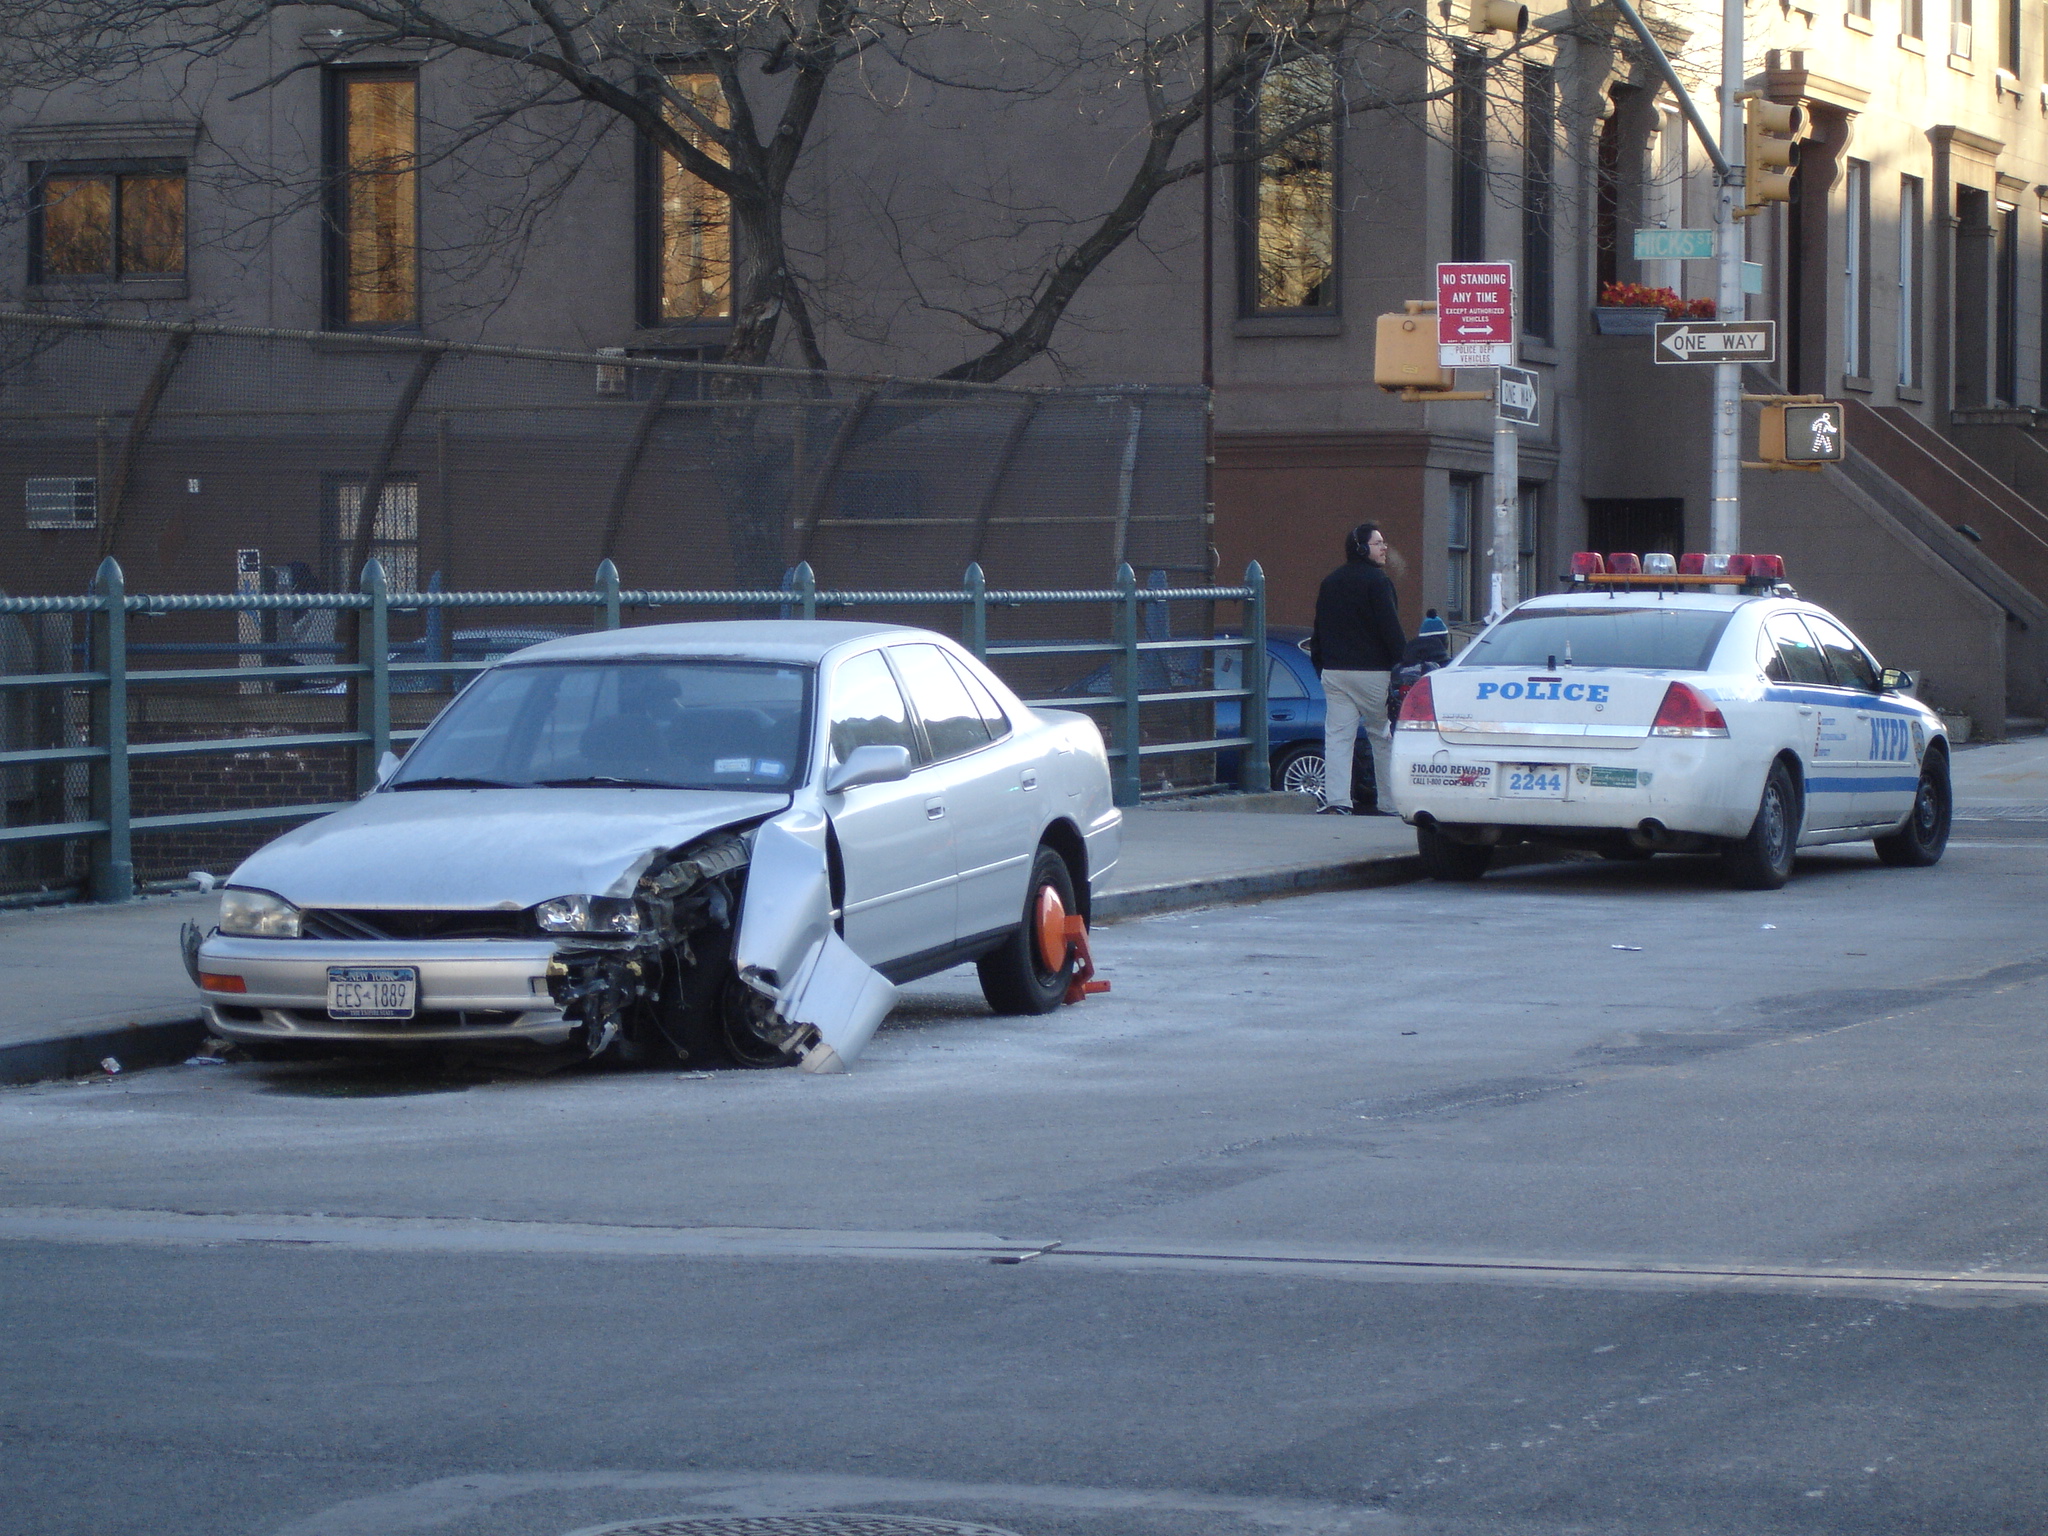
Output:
top-left (0, 316), bottom-right (1224, 901)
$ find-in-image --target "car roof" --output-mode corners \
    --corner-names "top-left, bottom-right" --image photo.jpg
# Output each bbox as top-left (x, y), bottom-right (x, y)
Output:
top-left (505, 619), bottom-right (926, 666)
top-left (1515, 590), bottom-right (1767, 614)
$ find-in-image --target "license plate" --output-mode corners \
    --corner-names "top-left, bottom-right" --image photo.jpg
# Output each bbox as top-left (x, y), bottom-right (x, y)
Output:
top-left (1501, 764), bottom-right (1568, 799)
top-left (326, 966), bottom-right (417, 1019)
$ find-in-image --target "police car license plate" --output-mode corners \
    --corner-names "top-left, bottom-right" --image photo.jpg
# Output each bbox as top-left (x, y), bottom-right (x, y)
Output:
top-left (1501, 764), bottom-right (1567, 799)
top-left (326, 966), bottom-right (417, 1019)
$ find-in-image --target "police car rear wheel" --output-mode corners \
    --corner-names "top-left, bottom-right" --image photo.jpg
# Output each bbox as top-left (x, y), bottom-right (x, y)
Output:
top-left (1874, 751), bottom-right (1951, 867)
top-left (1417, 821), bottom-right (1494, 881)
top-left (1723, 760), bottom-right (1799, 890)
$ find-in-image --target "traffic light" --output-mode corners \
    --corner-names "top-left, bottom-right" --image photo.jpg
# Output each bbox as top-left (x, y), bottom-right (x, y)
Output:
top-left (1740, 97), bottom-right (1805, 215)
top-left (1465, 0), bottom-right (1528, 34)
top-left (1375, 310), bottom-right (1453, 393)
top-left (1757, 402), bottom-right (1846, 465)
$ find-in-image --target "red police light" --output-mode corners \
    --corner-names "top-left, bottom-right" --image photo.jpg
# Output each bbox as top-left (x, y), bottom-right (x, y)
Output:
top-left (1396, 673), bottom-right (1437, 729)
top-left (1570, 552), bottom-right (1606, 578)
top-left (1725, 553), bottom-right (1757, 579)
top-left (1650, 682), bottom-right (1730, 737)
top-left (1606, 553), bottom-right (1642, 575)
top-left (1748, 553), bottom-right (1786, 578)
top-left (1678, 553), bottom-right (1706, 574)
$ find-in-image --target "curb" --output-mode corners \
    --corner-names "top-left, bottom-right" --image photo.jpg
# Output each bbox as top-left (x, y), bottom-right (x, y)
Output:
top-left (1095, 852), bottom-right (1423, 921)
top-left (0, 1012), bottom-right (210, 1086)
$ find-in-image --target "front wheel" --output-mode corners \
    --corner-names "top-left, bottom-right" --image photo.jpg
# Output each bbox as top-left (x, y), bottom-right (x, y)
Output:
top-left (1723, 760), bottom-right (1800, 889)
top-left (1874, 751), bottom-right (1951, 867)
top-left (978, 845), bottom-right (1080, 1015)
top-left (1416, 821), bottom-right (1493, 881)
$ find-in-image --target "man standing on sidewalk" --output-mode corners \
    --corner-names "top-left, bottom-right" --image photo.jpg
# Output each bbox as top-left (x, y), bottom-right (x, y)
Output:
top-left (1309, 522), bottom-right (1406, 815)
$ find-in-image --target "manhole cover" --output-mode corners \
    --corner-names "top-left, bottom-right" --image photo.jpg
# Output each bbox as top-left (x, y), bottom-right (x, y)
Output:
top-left (589, 1519), bottom-right (1021, 1536)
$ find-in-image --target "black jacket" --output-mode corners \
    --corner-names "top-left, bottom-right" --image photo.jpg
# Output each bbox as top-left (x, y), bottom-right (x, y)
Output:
top-left (1310, 558), bottom-right (1406, 672)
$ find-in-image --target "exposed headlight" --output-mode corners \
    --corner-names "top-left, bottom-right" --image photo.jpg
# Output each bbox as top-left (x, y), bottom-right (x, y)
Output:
top-left (218, 888), bottom-right (302, 938)
top-left (534, 894), bottom-right (643, 935)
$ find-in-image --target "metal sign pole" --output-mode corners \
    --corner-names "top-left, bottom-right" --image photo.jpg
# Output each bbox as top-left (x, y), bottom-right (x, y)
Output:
top-left (1712, 0), bottom-right (1745, 555)
top-left (1490, 386), bottom-right (1518, 619)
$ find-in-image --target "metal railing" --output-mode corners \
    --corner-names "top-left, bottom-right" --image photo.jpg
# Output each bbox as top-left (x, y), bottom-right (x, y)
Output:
top-left (1, 557), bottom-right (1269, 903)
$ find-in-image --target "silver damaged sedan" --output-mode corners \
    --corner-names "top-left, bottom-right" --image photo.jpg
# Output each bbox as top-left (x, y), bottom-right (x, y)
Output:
top-left (188, 622), bottom-right (1122, 1072)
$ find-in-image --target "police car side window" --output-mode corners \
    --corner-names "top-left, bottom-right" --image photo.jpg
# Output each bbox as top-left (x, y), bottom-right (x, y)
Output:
top-left (1757, 629), bottom-right (1790, 683)
top-left (1803, 615), bottom-right (1882, 693)
top-left (1763, 614), bottom-right (1833, 687)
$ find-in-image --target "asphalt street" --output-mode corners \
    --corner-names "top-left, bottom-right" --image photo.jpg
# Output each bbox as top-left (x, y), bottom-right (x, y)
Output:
top-left (5, 834), bottom-right (2048, 1536)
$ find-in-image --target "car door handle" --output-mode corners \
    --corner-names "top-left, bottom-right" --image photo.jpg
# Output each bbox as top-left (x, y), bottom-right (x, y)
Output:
top-left (1797, 707), bottom-right (1815, 716)
top-left (1021, 769), bottom-right (1038, 791)
top-left (1271, 710), bottom-right (1293, 721)
top-left (925, 797), bottom-right (945, 819)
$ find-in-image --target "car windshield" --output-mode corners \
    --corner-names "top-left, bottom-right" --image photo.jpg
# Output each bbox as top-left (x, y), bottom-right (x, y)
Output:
top-left (1462, 606), bottom-right (1734, 672)
top-left (390, 659), bottom-right (812, 792)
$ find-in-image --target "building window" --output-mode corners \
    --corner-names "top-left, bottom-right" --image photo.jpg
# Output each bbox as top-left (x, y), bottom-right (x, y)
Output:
top-left (25, 476), bottom-right (97, 530)
top-left (1446, 477), bottom-right (1474, 624)
top-left (1239, 55), bottom-right (1339, 314)
top-left (2001, 0), bottom-right (2020, 72)
top-left (1900, 176), bottom-right (1923, 388)
top-left (1902, 0), bottom-right (1923, 39)
top-left (653, 71), bottom-right (732, 323)
top-left (1998, 200), bottom-right (2019, 404)
top-left (1452, 48), bottom-right (1487, 263)
top-left (323, 475), bottom-right (419, 590)
top-left (1847, 0), bottom-right (1872, 19)
top-left (328, 70), bottom-right (419, 328)
top-left (1844, 159), bottom-right (1871, 379)
top-left (1521, 65), bottom-right (1555, 342)
top-left (30, 165), bottom-right (185, 282)
top-left (1953, 0), bottom-right (1975, 58)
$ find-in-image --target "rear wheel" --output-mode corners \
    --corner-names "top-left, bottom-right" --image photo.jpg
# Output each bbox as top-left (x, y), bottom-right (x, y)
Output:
top-left (1723, 760), bottom-right (1800, 890)
top-left (1874, 751), bottom-right (1951, 867)
top-left (1416, 821), bottom-right (1494, 881)
top-left (1271, 743), bottom-right (1326, 798)
top-left (978, 845), bottom-right (1080, 1015)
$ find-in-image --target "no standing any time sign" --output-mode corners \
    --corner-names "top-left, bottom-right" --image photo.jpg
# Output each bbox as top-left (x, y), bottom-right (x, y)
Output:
top-left (1436, 261), bottom-right (1516, 368)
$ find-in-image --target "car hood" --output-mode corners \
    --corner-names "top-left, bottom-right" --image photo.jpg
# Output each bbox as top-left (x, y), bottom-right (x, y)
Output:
top-left (227, 788), bottom-right (791, 909)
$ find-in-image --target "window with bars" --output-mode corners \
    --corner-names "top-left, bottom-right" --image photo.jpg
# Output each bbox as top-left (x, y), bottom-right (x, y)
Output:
top-left (25, 476), bottom-right (97, 530)
top-left (323, 475), bottom-right (420, 591)
top-left (31, 164), bottom-right (185, 283)
top-left (1446, 477), bottom-right (1475, 624)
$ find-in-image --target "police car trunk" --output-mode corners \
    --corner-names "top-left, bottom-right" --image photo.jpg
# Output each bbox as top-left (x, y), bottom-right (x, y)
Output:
top-left (1392, 587), bottom-right (1764, 852)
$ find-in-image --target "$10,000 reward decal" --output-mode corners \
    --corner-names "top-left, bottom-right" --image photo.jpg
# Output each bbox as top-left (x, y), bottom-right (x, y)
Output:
top-left (1411, 762), bottom-right (1493, 789)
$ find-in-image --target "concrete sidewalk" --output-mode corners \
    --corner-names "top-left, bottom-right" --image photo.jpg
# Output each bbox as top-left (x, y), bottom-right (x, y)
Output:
top-left (0, 793), bottom-right (1414, 1084)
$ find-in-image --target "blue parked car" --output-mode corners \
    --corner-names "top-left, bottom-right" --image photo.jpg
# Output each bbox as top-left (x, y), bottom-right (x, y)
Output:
top-left (1214, 627), bottom-right (1375, 805)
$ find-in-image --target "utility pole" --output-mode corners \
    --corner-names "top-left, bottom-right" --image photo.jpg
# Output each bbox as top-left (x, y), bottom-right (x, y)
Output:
top-left (1712, 0), bottom-right (1744, 556)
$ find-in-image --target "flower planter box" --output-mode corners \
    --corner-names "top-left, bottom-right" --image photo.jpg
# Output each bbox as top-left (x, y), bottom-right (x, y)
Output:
top-left (1593, 306), bottom-right (1668, 335)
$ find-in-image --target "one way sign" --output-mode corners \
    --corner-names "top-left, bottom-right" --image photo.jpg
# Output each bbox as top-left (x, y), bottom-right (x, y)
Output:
top-left (1653, 320), bottom-right (1777, 364)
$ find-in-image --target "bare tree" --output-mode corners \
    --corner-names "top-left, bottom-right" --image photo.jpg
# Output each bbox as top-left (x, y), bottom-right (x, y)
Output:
top-left (0, 0), bottom-right (1599, 377)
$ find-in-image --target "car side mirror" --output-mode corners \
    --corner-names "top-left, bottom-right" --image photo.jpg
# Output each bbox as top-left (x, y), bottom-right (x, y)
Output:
top-left (823, 743), bottom-right (913, 795)
top-left (372, 750), bottom-right (402, 788)
top-left (1880, 667), bottom-right (1915, 695)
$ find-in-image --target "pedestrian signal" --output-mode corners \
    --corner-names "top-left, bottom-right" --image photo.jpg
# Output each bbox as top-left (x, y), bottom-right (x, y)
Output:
top-left (1758, 402), bottom-right (1845, 465)
top-left (1375, 311), bottom-right (1453, 393)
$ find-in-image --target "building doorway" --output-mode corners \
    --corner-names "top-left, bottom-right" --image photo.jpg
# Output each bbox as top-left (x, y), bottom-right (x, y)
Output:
top-left (1584, 497), bottom-right (1684, 560)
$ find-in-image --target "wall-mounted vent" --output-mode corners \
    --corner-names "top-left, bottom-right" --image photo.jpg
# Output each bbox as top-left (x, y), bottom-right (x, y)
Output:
top-left (25, 476), bottom-right (97, 529)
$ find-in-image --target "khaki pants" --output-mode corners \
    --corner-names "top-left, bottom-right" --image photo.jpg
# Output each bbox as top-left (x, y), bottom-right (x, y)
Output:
top-left (1321, 668), bottom-right (1394, 812)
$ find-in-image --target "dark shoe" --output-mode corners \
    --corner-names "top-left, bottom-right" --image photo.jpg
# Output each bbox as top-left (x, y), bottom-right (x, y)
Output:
top-left (1316, 803), bottom-right (1354, 816)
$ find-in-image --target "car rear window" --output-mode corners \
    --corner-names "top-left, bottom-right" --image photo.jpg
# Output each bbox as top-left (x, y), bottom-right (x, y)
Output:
top-left (1462, 607), bottom-right (1734, 672)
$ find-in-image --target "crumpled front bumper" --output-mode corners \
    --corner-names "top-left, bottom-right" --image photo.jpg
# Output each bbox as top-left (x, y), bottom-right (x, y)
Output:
top-left (194, 935), bottom-right (572, 1046)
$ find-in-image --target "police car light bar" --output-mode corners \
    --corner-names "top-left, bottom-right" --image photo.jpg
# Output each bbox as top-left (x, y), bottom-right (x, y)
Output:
top-left (1570, 552), bottom-right (1786, 588)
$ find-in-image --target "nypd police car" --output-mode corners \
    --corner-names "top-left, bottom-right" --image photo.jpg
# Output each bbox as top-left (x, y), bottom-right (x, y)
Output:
top-left (1391, 554), bottom-right (1950, 889)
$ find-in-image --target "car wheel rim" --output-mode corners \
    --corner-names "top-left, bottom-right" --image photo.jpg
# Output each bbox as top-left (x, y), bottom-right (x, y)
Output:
top-left (1761, 785), bottom-right (1789, 865)
top-left (1916, 774), bottom-right (1942, 837)
top-left (1281, 754), bottom-right (1325, 796)
top-left (1034, 884), bottom-right (1069, 974)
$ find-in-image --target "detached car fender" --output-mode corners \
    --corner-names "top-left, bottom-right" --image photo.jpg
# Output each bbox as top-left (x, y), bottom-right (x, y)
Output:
top-left (734, 810), bottom-right (897, 1073)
